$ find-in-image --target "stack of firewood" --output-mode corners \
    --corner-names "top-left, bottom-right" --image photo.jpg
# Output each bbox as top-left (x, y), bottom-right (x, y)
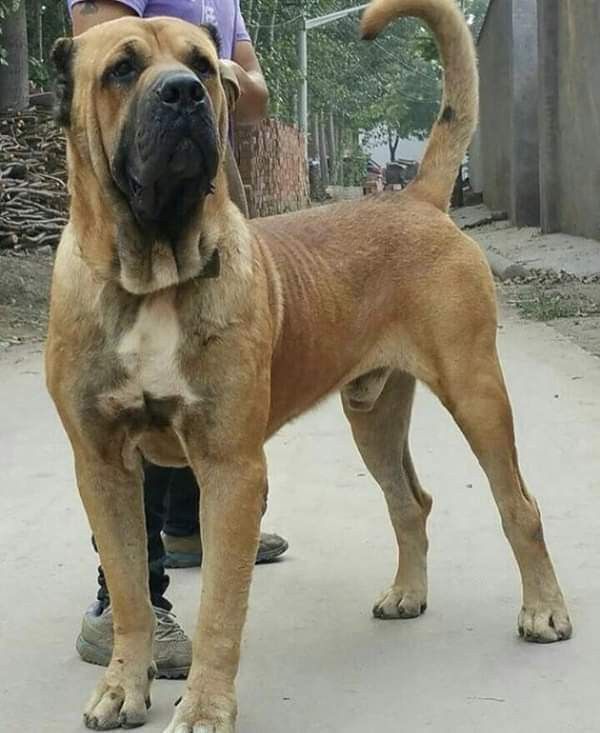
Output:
top-left (0, 108), bottom-right (68, 251)
top-left (0, 109), bottom-right (309, 248)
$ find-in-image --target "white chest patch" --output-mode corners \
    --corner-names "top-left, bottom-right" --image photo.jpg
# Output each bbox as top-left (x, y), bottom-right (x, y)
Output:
top-left (116, 294), bottom-right (196, 404)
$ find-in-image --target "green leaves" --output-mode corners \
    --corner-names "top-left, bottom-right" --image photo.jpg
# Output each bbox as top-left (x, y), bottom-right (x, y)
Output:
top-left (241, 1), bottom-right (446, 147)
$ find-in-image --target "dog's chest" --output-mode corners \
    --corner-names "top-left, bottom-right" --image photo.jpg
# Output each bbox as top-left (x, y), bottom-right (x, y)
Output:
top-left (113, 295), bottom-right (196, 408)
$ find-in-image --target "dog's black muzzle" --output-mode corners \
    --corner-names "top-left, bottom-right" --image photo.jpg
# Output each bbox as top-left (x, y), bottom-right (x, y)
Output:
top-left (112, 70), bottom-right (220, 238)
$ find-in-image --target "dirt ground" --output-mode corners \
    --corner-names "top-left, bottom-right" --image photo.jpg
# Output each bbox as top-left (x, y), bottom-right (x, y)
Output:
top-left (0, 248), bottom-right (53, 349)
top-left (1, 224), bottom-right (599, 358)
top-left (470, 221), bottom-right (600, 359)
top-left (500, 274), bottom-right (600, 358)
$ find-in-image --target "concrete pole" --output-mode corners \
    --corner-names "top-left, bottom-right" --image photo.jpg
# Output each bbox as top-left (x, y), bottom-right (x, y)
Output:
top-left (297, 20), bottom-right (308, 156)
top-left (297, 5), bottom-right (367, 165)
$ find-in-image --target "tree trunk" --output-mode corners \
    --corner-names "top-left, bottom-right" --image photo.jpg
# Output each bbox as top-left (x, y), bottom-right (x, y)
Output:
top-left (326, 106), bottom-right (337, 184)
top-left (246, 0), bottom-right (254, 26)
top-left (252, 11), bottom-right (261, 46)
top-left (451, 166), bottom-right (464, 208)
top-left (37, 1), bottom-right (44, 61)
top-left (272, 78), bottom-right (279, 117)
top-left (0, 0), bottom-right (29, 113)
top-left (318, 110), bottom-right (329, 186)
top-left (268, 0), bottom-right (278, 47)
top-left (338, 126), bottom-right (344, 186)
top-left (310, 112), bottom-right (319, 161)
top-left (387, 128), bottom-right (399, 162)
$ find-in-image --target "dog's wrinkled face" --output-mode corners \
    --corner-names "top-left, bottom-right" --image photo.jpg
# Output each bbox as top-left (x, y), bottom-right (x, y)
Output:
top-left (110, 50), bottom-right (220, 237)
top-left (52, 18), bottom-right (238, 293)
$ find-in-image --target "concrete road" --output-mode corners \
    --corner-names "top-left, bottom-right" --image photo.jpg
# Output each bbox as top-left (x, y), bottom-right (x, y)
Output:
top-left (2, 307), bottom-right (600, 732)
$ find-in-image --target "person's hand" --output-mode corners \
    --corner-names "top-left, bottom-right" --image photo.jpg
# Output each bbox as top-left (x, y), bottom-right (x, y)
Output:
top-left (231, 42), bottom-right (269, 124)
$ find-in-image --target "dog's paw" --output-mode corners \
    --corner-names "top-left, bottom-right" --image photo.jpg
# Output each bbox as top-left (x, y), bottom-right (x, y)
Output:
top-left (162, 687), bottom-right (236, 733)
top-left (163, 722), bottom-right (234, 733)
top-left (518, 604), bottom-right (572, 643)
top-left (372, 587), bottom-right (427, 620)
top-left (84, 661), bottom-right (155, 730)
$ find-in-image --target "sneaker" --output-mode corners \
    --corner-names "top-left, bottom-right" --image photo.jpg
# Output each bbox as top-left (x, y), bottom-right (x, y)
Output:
top-left (76, 602), bottom-right (191, 679)
top-left (163, 531), bottom-right (289, 568)
top-left (256, 532), bottom-right (289, 564)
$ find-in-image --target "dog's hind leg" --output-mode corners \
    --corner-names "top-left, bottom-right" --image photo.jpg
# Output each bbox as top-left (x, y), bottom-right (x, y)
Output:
top-left (342, 370), bottom-right (432, 619)
top-left (429, 344), bottom-right (572, 643)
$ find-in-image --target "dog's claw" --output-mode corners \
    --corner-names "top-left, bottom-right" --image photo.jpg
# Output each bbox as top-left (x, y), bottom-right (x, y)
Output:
top-left (518, 605), bottom-right (572, 643)
top-left (84, 713), bottom-right (120, 731)
top-left (372, 587), bottom-right (427, 620)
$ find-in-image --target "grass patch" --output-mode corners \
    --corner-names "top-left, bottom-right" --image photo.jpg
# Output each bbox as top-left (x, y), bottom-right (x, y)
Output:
top-left (516, 290), bottom-right (583, 320)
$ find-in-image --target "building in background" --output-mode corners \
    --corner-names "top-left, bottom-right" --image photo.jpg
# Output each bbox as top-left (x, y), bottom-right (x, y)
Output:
top-left (470, 0), bottom-right (600, 241)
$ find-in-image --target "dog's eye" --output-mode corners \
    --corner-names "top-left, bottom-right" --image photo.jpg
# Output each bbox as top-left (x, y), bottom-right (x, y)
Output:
top-left (110, 59), bottom-right (136, 81)
top-left (192, 57), bottom-right (213, 78)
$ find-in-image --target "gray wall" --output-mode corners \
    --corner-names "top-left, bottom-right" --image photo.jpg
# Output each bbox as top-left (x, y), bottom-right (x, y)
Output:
top-left (539, 1), bottom-right (600, 240)
top-left (470, 0), bottom-right (540, 226)
top-left (473, 0), bottom-right (512, 211)
top-left (474, 0), bottom-right (600, 241)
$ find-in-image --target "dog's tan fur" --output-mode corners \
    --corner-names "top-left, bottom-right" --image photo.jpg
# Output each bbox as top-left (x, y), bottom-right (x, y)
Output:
top-left (46, 1), bottom-right (571, 730)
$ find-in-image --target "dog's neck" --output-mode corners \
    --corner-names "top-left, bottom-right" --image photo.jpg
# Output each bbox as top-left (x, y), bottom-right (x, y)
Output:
top-left (66, 140), bottom-right (245, 296)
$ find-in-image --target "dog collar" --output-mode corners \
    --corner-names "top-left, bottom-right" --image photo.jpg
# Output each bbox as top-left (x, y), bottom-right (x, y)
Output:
top-left (199, 248), bottom-right (220, 279)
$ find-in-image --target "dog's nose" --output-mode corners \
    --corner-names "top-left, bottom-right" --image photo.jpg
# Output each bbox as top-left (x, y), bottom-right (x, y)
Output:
top-left (159, 73), bottom-right (205, 111)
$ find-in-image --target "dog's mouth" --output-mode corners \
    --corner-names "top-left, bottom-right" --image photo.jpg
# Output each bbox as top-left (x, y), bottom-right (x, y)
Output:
top-left (119, 133), bottom-right (216, 232)
top-left (122, 138), bottom-right (200, 217)
top-left (128, 174), bottom-right (143, 197)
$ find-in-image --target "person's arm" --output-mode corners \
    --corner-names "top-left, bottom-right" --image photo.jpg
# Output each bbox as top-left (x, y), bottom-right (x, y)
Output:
top-left (229, 40), bottom-right (269, 125)
top-left (71, 0), bottom-right (136, 36)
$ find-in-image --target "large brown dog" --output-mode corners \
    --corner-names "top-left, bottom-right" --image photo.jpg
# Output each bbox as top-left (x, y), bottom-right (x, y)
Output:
top-left (46, 0), bottom-right (571, 730)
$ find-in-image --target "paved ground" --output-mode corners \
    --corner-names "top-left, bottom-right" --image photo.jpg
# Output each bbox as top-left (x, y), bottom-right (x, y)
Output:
top-left (2, 306), bottom-right (600, 732)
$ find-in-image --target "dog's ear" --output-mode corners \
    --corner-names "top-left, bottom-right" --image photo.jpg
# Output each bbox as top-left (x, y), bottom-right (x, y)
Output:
top-left (200, 23), bottom-right (221, 56)
top-left (218, 60), bottom-right (240, 112)
top-left (51, 38), bottom-right (75, 128)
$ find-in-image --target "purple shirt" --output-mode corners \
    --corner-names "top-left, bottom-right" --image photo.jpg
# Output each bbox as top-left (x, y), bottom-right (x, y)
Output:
top-left (69, 0), bottom-right (251, 59)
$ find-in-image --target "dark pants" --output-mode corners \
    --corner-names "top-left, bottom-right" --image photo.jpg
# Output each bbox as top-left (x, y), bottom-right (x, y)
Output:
top-left (96, 466), bottom-right (200, 611)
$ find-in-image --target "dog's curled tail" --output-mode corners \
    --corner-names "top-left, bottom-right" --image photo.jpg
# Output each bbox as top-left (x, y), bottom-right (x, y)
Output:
top-left (361, 0), bottom-right (478, 212)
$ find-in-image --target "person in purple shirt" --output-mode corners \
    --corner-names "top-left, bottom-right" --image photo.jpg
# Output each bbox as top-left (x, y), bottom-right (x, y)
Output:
top-left (69, 0), bottom-right (267, 122)
top-left (67, 0), bottom-right (289, 680)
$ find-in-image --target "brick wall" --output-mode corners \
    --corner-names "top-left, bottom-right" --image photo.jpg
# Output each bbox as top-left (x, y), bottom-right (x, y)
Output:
top-left (235, 119), bottom-right (309, 219)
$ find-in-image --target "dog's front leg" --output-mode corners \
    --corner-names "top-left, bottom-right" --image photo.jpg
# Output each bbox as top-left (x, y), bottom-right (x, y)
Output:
top-left (165, 452), bottom-right (266, 733)
top-left (75, 450), bottom-right (155, 730)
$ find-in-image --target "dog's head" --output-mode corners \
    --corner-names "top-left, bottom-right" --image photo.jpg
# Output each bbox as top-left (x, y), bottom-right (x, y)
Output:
top-left (52, 18), bottom-right (240, 294)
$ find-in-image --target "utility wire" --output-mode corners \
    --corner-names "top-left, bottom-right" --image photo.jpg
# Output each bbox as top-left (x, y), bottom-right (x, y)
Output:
top-left (372, 39), bottom-right (439, 83)
top-left (246, 14), bottom-right (303, 30)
